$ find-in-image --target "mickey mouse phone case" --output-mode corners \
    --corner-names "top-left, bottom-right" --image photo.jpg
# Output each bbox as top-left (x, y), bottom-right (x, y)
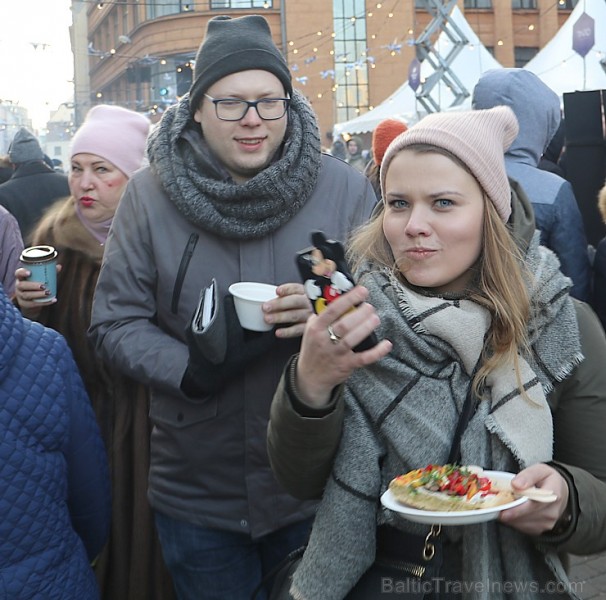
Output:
top-left (295, 231), bottom-right (379, 352)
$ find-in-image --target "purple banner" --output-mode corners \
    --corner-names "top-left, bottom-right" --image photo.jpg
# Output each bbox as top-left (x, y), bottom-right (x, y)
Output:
top-left (572, 12), bottom-right (595, 58)
top-left (408, 58), bottom-right (421, 91)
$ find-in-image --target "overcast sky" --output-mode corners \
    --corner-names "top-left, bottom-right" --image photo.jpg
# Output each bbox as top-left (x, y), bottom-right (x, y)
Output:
top-left (0, 0), bottom-right (74, 130)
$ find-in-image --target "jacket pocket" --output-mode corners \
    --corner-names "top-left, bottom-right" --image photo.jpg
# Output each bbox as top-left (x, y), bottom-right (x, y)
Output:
top-left (149, 390), bottom-right (218, 429)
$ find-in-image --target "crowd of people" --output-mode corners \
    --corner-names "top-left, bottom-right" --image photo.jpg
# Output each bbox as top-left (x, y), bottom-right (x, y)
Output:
top-left (0, 12), bottom-right (605, 600)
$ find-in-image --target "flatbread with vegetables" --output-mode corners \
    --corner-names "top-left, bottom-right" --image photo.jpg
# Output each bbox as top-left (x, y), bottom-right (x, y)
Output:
top-left (389, 464), bottom-right (516, 512)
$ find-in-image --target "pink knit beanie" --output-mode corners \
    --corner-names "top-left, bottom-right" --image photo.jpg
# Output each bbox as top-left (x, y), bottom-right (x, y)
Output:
top-left (70, 105), bottom-right (150, 178)
top-left (380, 106), bottom-right (519, 222)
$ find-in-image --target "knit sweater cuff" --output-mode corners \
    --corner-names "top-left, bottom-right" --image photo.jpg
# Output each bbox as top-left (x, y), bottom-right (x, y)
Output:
top-left (286, 354), bottom-right (342, 418)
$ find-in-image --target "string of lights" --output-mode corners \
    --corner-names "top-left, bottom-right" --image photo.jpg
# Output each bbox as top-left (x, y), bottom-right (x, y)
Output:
top-left (86, 0), bottom-right (411, 111)
top-left (83, 0), bottom-right (577, 67)
top-left (81, 0), bottom-right (592, 120)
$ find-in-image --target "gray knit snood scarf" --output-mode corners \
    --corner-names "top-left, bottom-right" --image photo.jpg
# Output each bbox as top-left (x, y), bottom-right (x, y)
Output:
top-left (146, 90), bottom-right (322, 240)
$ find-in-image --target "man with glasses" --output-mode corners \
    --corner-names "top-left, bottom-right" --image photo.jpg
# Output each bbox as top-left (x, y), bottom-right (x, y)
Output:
top-left (90, 14), bottom-right (377, 600)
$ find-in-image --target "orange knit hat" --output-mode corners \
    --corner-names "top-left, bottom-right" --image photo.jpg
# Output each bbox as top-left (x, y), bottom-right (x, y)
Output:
top-left (372, 118), bottom-right (408, 166)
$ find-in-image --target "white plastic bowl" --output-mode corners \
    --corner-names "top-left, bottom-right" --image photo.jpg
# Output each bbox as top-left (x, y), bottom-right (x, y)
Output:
top-left (228, 282), bottom-right (278, 331)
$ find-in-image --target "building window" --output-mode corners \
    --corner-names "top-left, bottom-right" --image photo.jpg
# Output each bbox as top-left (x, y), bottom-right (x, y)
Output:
top-left (512, 0), bottom-right (537, 8)
top-left (463, 0), bottom-right (492, 8)
top-left (113, 11), bottom-right (119, 45)
top-left (146, 1), bottom-right (191, 19)
top-left (333, 0), bottom-right (369, 124)
top-left (557, 0), bottom-right (578, 8)
top-left (514, 46), bottom-right (538, 67)
top-left (148, 56), bottom-right (195, 106)
top-left (210, 0), bottom-right (273, 8)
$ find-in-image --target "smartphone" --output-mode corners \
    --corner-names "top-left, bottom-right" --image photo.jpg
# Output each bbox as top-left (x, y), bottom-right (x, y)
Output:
top-left (296, 231), bottom-right (379, 352)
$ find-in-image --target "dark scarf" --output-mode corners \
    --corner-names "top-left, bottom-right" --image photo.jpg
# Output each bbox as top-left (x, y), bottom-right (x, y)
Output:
top-left (146, 91), bottom-right (322, 240)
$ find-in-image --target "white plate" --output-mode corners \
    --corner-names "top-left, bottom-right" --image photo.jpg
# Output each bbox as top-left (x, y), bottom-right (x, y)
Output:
top-left (380, 470), bottom-right (528, 526)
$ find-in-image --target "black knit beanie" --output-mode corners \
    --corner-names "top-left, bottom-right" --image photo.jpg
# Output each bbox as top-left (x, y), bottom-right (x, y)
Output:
top-left (188, 15), bottom-right (293, 115)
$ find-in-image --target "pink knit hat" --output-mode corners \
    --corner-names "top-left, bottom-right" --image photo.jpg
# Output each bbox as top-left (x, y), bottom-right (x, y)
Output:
top-left (380, 106), bottom-right (519, 222)
top-left (70, 105), bottom-right (150, 178)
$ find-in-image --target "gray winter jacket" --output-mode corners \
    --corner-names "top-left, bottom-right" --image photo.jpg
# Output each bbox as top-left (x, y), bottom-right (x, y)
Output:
top-left (89, 152), bottom-right (376, 539)
top-left (472, 68), bottom-right (592, 302)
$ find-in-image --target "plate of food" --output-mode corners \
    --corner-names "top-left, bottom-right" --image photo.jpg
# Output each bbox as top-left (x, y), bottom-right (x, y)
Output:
top-left (381, 465), bottom-right (529, 526)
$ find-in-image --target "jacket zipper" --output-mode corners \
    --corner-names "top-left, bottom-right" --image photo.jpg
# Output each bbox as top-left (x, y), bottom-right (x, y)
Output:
top-left (373, 556), bottom-right (426, 578)
top-left (171, 233), bottom-right (199, 314)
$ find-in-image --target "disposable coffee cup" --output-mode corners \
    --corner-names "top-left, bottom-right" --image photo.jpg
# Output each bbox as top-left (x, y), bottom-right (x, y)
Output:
top-left (20, 245), bottom-right (58, 303)
top-left (228, 282), bottom-right (278, 332)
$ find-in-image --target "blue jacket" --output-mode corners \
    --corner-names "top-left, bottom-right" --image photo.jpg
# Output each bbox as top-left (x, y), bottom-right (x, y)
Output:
top-left (473, 68), bottom-right (592, 301)
top-left (0, 286), bottom-right (110, 599)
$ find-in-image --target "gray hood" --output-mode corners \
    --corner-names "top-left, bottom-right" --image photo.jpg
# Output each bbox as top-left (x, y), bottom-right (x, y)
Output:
top-left (472, 68), bottom-right (561, 168)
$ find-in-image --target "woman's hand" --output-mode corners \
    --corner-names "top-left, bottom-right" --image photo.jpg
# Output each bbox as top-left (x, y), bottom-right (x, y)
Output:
top-left (498, 463), bottom-right (571, 536)
top-left (262, 283), bottom-right (314, 338)
top-left (295, 285), bottom-right (392, 408)
top-left (14, 265), bottom-right (60, 316)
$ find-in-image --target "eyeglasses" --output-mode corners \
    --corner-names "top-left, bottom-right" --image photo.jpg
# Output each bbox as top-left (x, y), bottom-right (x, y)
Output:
top-left (204, 94), bottom-right (290, 121)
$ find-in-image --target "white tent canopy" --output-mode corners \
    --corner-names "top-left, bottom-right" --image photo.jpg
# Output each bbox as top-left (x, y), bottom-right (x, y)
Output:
top-left (334, 6), bottom-right (503, 136)
top-left (333, 83), bottom-right (418, 137)
top-left (523, 0), bottom-right (606, 98)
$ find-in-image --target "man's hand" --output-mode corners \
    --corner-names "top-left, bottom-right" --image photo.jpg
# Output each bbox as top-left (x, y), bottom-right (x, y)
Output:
top-left (262, 283), bottom-right (314, 338)
top-left (181, 294), bottom-right (276, 397)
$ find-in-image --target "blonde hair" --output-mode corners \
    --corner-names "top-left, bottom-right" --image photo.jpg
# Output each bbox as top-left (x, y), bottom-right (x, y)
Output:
top-left (348, 145), bottom-right (530, 398)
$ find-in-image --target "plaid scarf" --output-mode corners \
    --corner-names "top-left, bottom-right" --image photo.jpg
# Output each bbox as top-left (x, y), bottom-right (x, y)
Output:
top-left (291, 233), bottom-right (582, 600)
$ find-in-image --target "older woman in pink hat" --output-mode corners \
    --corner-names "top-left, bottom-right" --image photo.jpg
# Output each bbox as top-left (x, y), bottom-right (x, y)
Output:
top-left (14, 105), bottom-right (176, 600)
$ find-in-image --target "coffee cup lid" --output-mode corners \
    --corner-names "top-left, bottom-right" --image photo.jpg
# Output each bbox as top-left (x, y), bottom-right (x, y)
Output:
top-left (20, 245), bottom-right (58, 263)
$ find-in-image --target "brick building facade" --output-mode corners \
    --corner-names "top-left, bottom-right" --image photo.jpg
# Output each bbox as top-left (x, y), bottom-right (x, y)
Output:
top-left (77, 0), bottom-right (577, 137)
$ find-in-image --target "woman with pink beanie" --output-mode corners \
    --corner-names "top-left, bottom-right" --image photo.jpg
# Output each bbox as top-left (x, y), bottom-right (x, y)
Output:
top-left (14, 105), bottom-right (176, 600)
top-left (267, 106), bottom-right (606, 598)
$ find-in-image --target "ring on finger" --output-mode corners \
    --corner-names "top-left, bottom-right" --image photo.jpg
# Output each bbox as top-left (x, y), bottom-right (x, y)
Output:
top-left (327, 325), bottom-right (341, 344)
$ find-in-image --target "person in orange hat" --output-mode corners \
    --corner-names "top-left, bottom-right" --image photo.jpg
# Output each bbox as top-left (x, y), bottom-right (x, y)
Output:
top-left (363, 118), bottom-right (408, 199)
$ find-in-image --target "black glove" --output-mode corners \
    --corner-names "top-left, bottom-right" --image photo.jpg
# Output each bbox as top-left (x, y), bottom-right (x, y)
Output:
top-left (181, 284), bottom-right (277, 398)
